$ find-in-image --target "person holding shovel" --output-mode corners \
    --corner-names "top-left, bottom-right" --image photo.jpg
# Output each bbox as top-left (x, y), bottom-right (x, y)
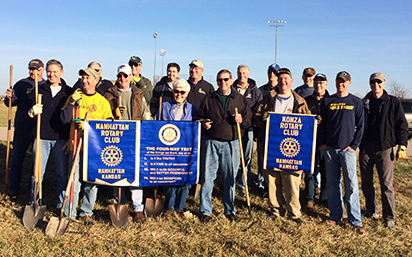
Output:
top-left (104, 64), bottom-right (151, 224)
top-left (196, 69), bottom-right (252, 223)
top-left (27, 59), bottom-right (73, 208)
top-left (4, 59), bottom-right (45, 199)
top-left (155, 78), bottom-right (197, 218)
top-left (61, 67), bottom-right (113, 224)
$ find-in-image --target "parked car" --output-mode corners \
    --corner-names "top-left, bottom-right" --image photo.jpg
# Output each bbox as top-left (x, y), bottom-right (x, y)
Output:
top-left (400, 99), bottom-right (412, 139)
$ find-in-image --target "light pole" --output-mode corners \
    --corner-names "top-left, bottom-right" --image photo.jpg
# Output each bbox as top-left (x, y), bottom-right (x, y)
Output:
top-left (160, 49), bottom-right (167, 77)
top-left (267, 20), bottom-right (286, 64)
top-left (153, 32), bottom-right (159, 84)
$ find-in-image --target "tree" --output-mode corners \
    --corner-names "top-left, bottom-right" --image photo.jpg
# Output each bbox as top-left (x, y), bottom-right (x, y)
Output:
top-left (387, 80), bottom-right (410, 99)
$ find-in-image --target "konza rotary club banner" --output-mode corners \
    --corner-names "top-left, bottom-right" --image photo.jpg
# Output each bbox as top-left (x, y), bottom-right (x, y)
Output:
top-left (264, 112), bottom-right (317, 174)
top-left (82, 120), bottom-right (200, 187)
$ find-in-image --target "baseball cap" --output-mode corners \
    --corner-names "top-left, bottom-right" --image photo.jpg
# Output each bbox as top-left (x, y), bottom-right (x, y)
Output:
top-left (28, 59), bottom-right (44, 69)
top-left (314, 73), bottom-right (327, 81)
top-left (303, 67), bottom-right (316, 77)
top-left (369, 72), bottom-right (385, 83)
top-left (336, 71), bottom-right (351, 82)
top-left (79, 67), bottom-right (99, 79)
top-left (277, 68), bottom-right (292, 77)
top-left (117, 64), bottom-right (132, 75)
top-left (268, 63), bottom-right (280, 73)
top-left (189, 59), bottom-right (204, 68)
top-left (129, 56), bottom-right (142, 65)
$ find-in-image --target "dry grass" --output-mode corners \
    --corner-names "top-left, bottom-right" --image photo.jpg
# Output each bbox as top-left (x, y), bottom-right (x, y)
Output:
top-left (0, 100), bottom-right (16, 127)
top-left (0, 103), bottom-right (411, 256)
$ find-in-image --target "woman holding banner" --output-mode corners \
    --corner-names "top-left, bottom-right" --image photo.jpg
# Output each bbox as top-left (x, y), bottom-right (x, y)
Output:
top-left (156, 78), bottom-right (197, 217)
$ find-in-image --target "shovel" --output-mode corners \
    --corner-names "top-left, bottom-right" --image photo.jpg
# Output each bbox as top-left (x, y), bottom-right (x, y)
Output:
top-left (45, 137), bottom-right (83, 237)
top-left (109, 187), bottom-right (129, 229)
top-left (5, 65), bottom-right (13, 195)
top-left (144, 187), bottom-right (165, 217)
top-left (23, 93), bottom-right (46, 229)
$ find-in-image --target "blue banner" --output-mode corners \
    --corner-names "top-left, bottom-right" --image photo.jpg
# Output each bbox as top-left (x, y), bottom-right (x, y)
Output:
top-left (264, 112), bottom-right (317, 174)
top-left (83, 120), bottom-right (200, 186)
top-left (139, 121), bottom-right (200, 187)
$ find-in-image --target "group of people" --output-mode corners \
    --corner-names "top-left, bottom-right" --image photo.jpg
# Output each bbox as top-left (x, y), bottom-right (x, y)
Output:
top-left (5, 58), bottom-right (408, 234)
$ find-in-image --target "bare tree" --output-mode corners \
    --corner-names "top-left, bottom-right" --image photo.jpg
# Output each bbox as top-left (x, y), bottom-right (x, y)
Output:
top-left (387, 80), bottom-right (410, 99)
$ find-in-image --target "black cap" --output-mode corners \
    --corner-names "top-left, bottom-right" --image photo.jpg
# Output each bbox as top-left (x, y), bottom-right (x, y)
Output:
top-left (336, 71), bottom-right (351, 82)
top-left (314, 73), bottom-right (327, 81)
top-left (28, 59), bottom-right (44, 69)
top-left (128, 56), bottom-right (142, 65)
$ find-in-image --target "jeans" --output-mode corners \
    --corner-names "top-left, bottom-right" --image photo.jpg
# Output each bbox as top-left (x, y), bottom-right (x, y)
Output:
top-left (64, 150), bottom-right (99, 218)
top-left (255, 153), bottom-right (267, 189)
top-left (164, 185), bottom-right (191, 211)
top-left (31, 139), bottom-right (69, 208)
top-left (360, 143), bottom-right (395, 221)
top-left (9, 126), bottom-right (34, 195)
top-left (200, 136), bottom-right (240, 216)
top-left (237, 131), bottom-right (253, 189)
top-left (324, 147), bottom-right (362, 226)
top-left (113, 187), bottom-right (144, 212)
top-left (305, 147), bottom-right (327, 203)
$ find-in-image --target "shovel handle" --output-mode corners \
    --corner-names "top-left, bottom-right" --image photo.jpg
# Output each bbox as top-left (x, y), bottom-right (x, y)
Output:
top-left (5, 65), bottom-right (13, 194)
top-left (35, 94), bottom-right (43, 205)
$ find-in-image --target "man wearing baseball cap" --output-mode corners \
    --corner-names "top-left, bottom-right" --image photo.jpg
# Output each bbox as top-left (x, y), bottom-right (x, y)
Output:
top-left (359, 72), bottom-right (408, 229)
top-left (186, 59), bottom-right (214, 110)
top-left (294, 67), bottom-right (316, 98)
top-left (304, 73), bottom-right (329, 209)
top-left (129, 56), bottom-right (153, 104)
top-left (61, 67), bottom-right (113, 224)
top-left (259, 63), bottom-right (280, 97)
top-left (319, 71), bottom-right (366, 234)
top-left (4, 58), bottom-right (46, 199)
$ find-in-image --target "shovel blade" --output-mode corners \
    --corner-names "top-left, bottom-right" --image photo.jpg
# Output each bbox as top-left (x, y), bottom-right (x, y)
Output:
top-left (108, 204), bottom-right (129, 229)
top-left (23, 204), bottom-right (46, 230)
top-left (45, 216), bottom-right (59, 237)
top-left (144, 198), bottom-right (165, 217)
top-left (55, 217), bottom-right (71, 236)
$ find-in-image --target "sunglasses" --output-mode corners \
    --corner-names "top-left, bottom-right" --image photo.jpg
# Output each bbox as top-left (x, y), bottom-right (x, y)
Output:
top-left (370, 79), bottom-right (383, 84)
top-left (94, 69), bottom-right (100, 72)
top-left (117, 74), bottom-right (129, 79)
top-left (217, 78), bottom-right (230, 82)
top-left (129, 63), bottom-right (140, 67)
top-left (173, 90), bottom-right (187, 95)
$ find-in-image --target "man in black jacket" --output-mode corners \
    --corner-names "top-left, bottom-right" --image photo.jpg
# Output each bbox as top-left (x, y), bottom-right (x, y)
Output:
top-left (360, 72), bottom-right (408, 230)
top-left (196, 69), bottom-right (252, 223)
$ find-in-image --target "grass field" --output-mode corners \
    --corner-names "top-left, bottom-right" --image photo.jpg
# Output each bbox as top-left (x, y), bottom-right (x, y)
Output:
top-left (0, 101), bottom-right (411, 256)
top-left (0, 100), bottom-right (16, 127)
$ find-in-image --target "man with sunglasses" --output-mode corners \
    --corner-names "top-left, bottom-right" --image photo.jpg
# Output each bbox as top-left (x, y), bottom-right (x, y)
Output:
top-left (359, 72), bottom-right (408, 230)
top-left (232, 64), bottom-right (263, 196)
top-left (129, 56), bottom-right (152, 104)
top-left (4, 59), bottom-right (46, 199)
top-left (72, 61), bottom-right (114, 96)
top-left (186, 59), bottom-right (214, 111)
top-left (104, 64), bottom-right (151, 223)
top-left (196, 69), bottom-right (252, 223)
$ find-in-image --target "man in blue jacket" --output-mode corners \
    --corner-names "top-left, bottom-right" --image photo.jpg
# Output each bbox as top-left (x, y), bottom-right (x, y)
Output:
top-left (4, 59), bottom-right (45, 199)
top-left (319, 71), bottom-right (366, 234)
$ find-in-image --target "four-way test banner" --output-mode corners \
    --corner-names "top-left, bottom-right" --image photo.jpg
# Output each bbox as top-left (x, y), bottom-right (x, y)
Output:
top-left (83, 120), bottom-right (200, 187)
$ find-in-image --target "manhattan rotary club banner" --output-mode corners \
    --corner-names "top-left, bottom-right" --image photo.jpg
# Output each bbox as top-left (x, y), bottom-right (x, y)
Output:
top-left (83, 120), bottom-right (200, 186)
top-left (264, 112), bottom-right (317, 174)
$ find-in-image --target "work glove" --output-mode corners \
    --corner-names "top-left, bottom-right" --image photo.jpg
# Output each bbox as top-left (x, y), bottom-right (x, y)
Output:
top-left (28, 103), bottom-right (43, 118)
top-left (396, 145), bottom-right (407, 160)
top-left (62, 140), bottom-right (70, 155)
top-left (74, 119), bottom-right (85, 130)
top-left (131, 76), bottom-right (141, 85)
top-left (70, 88), bottom-right (83, 104)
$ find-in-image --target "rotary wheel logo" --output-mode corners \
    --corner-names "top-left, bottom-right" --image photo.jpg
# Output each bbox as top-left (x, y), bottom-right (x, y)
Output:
top-left (159, 124), bottom-right (180, 146)
top-left (280, 137), bottom-right (300, 158)
top-left (88, 104), bottom-right (97, 112)
top-left (101, 145), bottom-right (123, 167)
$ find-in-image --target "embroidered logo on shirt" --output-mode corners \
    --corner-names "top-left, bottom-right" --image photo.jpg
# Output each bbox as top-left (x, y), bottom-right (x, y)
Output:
top-left (246, 93), bottom-right (252, 98)
top-left (198, 88), bottom-right (206, 94)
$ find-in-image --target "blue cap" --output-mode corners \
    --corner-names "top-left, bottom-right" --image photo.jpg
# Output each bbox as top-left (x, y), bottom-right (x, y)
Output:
top-left (268, 63), bottom-right (280, 73)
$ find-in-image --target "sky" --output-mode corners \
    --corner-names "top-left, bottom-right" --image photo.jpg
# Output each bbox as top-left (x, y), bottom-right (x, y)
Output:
top-left (1, 0), bottom-right (411, 96)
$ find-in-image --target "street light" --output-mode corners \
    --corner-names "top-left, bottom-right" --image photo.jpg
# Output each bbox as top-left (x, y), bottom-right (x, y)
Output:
top-left (153, 32), bottom-right (159, 84)
top-left (160, 49), bottom-right (167, 77)
top-left (267, 20), bottom-right (286, 64)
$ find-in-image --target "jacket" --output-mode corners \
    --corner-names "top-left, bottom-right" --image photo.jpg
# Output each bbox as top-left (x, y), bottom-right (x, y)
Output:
top-left (186, 77), bottom-right (215, 111)
top-left (150, 76), bottom-right (174, 117)
top-left (195, 89), bottom-right (252, 142)
top-left (104, 83), bottom-right (150, 121)
top-left (31, 79), bottom-right (73, 140)
top-left (73, 77), bottom-right (114, 96)
top-left (360, 90), bottom-right (408, 150)
top-left (254, 88), bottom-right (310, 154)
top-left (233, 78), bottom-right (263, 131)
top-left (157, 99), bottom-right (197, 121)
